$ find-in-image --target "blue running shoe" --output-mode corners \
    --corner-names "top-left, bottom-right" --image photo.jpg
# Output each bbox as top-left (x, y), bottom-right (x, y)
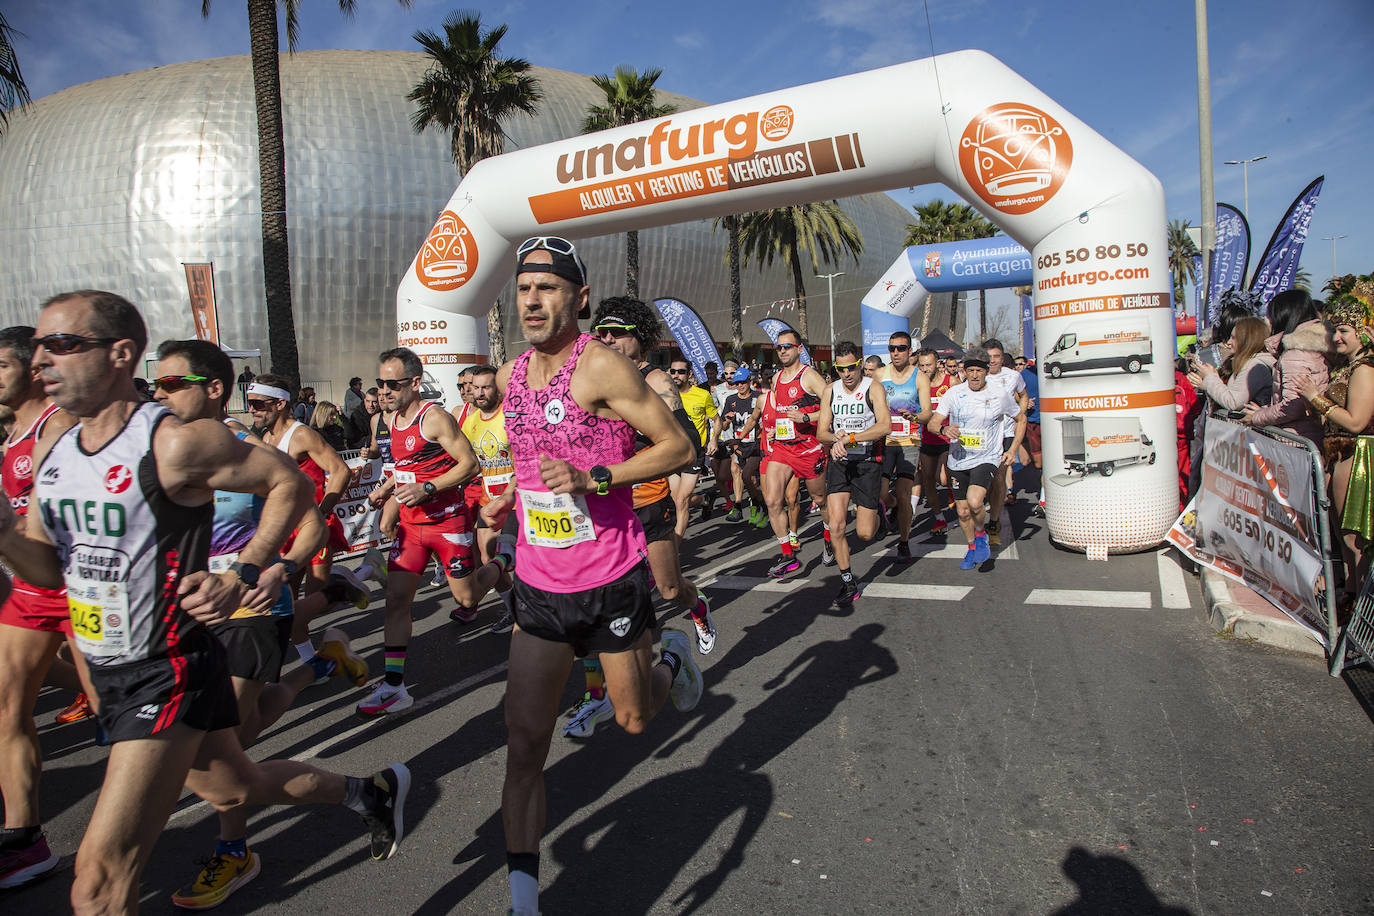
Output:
top-left (959, 546), bottom-right (978, 570)
top-left (971, 534), bottom-right (991, 565)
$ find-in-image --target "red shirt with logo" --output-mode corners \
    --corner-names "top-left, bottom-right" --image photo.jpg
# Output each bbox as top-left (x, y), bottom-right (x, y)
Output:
top-left (391, 401), bottom-right (467, 526)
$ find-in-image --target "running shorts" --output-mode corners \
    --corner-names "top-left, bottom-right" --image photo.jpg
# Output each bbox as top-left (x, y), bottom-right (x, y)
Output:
top-left (87, 627), bottom-right (240, 743)
top-left (919, 440), bottom-right (950, 458)
top-left (949, 464), bottom-right (999, 501)
top-left (635, 496), bottom-right (677, 545)
top-left (212, 616), bottom-right (293, 683)
top-left (1025, 422), bottom-right (1042, 457)
top-left (882, 444), bottom-right (920, 481)
top-left (389, 515), bottom-right (475, 578)
top-left (826, 459), bottom-right (883, 510)
top-left (769, 440), bottom-right (827, 480)
top-left (282, 513), bottom-right (350, 566)
top-left (511, 560), bottom-right (655, 658)
top-left (0, 579), bottom-right (71, 636)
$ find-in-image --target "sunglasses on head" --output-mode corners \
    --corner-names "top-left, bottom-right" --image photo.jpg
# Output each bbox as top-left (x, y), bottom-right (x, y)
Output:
top-left (154, 374), bottom-right (208, 393)
top-left (518, 236), bottom-right (577, 256)
top-left (33, 333), bottom-right (118, 355)
top-left (888, 344), bottom-right (910, 352)
top-left (246, 398), bottom-right (277, 410)
top-left (376, 377), bottom-right (415, 391)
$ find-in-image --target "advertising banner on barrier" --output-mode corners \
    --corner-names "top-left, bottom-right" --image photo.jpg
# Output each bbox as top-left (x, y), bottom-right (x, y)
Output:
top-left (1172, 420), bottom-right (1325, 640)
top-left (333, 450), bottom-right (393, 557)
top-left (653, 297), bottom-right (723, 383)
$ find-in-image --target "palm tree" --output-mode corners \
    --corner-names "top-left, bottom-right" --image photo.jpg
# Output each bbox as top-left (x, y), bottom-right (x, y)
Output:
top-left (736, 202), bottom-right (864, 341)
top-left (710, 213), bottom-right (745, 360)
top-left (903, 199), bottom-right (997, 337)
top-left (202, 0), bottom-right (412, 389)
top-left (409, 11), bottom-right (541, 364)
top-left (1168, 218), bottom-right (1200, 309)
top-left (1294, 265), bottom-right (1312, 294)
top-left (582, 66), bottom-right (675, 298)
top-left (1, 12), bottom-right (31, 142)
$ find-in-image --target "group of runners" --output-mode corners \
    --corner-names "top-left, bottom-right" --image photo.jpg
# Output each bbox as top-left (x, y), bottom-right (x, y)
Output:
top-left (0, 236), bottom-right (1037, 915)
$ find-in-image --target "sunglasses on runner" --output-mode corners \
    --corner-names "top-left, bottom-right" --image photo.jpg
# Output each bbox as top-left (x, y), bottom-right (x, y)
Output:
top-left (375, 377), bottom-right (415, 391)
top-left (668, 368), bottom-right (691, 375)
top-left (776, 343), bottom-right (798, 351)
top-left (517, 236), bottom-right (577, 256)
top-left (888, 344), bottom-right (910, 352)
top-left (153, 374), bottom-right (208, 393)
top-left (32, 333), bottom-right (119, 355)
top-left (834, 362), bottom-right (861, 372)
top-left (595, 324), bottom-right (636, 340)
top-left (246, 398), bottom-right (276, 410)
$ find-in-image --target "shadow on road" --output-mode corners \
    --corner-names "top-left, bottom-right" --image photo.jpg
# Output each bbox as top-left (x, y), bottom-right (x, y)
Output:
top-left (1051, 846), bottom-right (1194, 915)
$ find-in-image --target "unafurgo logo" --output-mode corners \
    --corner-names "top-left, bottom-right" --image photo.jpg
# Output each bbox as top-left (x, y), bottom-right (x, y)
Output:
top-left (416, 210), bottom-right (479, 292)
top-left (959, 102), bottom-right (1072, 216)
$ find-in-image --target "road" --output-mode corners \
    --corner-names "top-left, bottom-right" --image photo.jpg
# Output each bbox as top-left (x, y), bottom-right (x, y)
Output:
top-left (8, 501), bottom-right (1372, 914)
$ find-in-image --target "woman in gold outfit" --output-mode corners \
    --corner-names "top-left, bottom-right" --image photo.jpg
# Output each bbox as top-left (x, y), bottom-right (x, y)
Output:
top-left (1301, 297), bottom-right (1374, 605)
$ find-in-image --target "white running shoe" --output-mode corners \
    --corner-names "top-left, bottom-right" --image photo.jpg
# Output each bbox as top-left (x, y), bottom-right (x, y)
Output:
top-left (430, 564), bottom-right (445, 587)
top-left (363, 547), bottom-right (389, 587)
top-left (660, 629), bottom-right (703, 712)
top-left (357, 681), bottom-right (414, 717)
top-left (691, 596), bottom-right (717, 655)
top-left (562, 693), bottom-right (614, 738)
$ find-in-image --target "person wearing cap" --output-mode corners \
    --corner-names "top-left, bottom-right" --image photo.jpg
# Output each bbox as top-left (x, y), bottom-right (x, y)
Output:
top-left (482, 239), bottom-right (702, 916)
top-left (705, 358), bottom-right (739, 517)
top-left (926, 346), bottom-right (1025, 571)
top-left (721, 367), bottom-right (766, 525)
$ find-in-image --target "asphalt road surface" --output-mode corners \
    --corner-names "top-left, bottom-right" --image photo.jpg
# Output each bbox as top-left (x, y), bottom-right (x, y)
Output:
top-left (8, 501), bottom-right (1372, 914)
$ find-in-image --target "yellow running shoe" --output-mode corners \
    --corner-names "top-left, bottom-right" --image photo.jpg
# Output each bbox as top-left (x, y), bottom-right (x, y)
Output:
top-left (319, 627), bottom-right (369, 687)
top-left (171, 851), bottom-right (260, 910)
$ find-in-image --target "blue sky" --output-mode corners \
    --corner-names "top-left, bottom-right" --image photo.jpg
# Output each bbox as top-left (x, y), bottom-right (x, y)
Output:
top-left (6, 0), bottom-right (1372, 327)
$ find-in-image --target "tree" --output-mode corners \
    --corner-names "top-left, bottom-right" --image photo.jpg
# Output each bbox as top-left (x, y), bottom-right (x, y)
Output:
top-left (582, 66), bottom-right (675, 298)
top-left (1167, 218), bottom-right (1200, 309)
top-left (715, 213), bottom-right (744, 361)
top-left (409, 10), bottom-right (541, 364)
top-left (202, 0), bottom-right (412, 390)
top-left (1, 12), bottom-right (31, 142)
top-left (903, 198), bottom-right (997, 338)
top-left (736, 202), bottom-right (864, 342)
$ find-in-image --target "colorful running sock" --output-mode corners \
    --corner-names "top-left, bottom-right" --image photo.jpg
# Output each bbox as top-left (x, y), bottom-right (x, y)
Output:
top-left (492, 551), bottom-right (513, 574)
top-left (778, 538), bottom-right (794, 557)
top-left (216, 837), bottom-right (248, 859)
top-left (507, 852), bottom-right (540, 915)
top-left (691, 595), bottom-right (709, 623)
top-left (384, 647), bottom-right (406, 687)
top-left (823, 524), bottom-right (832, 544)
top-left (583, 659), bottom-right (605, 701)
top-left (295, 640), bottom-right (315, 662)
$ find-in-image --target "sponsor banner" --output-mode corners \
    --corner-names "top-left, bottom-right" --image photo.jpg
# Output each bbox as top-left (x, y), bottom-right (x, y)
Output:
top-left (1206, 203), bottom-right (1250, 319)
top-left (757, 318), bottom-right (813, 366)
top-left (1187, 421), bottom-right (1326, 641)
top-left (1019, 293), bottom-right (1033, 360)
top-left (860, 304), bottom-right (910, 362)
top-left (1191, 253), bottom-right (1205, 325)
top-left (958, 102), bottom-right (1073, 216)
top-left (183, 263), bottom-right (219, 345)
top-left (1041, 389), bottom-right (1175, 413)
top-left (653, 298), bottom-right (723, 384)
top-left (1034, 291), bottom-right (1168, 321)
top-left (333, 450), bottom-right (393, 557)
top-left (902, 238), bottom-right (1032, 293)
top-left (1250, 176), bottom-right (1323, 308)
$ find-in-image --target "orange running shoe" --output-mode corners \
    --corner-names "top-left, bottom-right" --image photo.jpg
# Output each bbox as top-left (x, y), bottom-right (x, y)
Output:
top-left (56, 693), bottom-right (91, 724)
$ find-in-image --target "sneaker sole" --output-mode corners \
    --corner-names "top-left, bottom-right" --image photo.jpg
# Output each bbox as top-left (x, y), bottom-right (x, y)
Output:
top-left (357, 695), bottom-right (415, 718)
top-left (320, 628), bottom-right (369, 687)
top-left (377, 764), bottom-right (411, 860)
top-left (171, 855), bottom-right (261, 909)
top-left (562, 707), bottom-right (615, 739)
top-left (0, 850), bottom-right (59, 889)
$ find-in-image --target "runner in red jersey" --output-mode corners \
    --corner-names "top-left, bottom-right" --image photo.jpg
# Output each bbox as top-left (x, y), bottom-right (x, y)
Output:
top-left (917, 348), bottom-right (957, 535)
top-left (0, 325), bottom-right (78, 889)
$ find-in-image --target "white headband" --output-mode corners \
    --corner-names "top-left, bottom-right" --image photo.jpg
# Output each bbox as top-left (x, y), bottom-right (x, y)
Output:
top-left (247, 382), bottom-right (292, 401)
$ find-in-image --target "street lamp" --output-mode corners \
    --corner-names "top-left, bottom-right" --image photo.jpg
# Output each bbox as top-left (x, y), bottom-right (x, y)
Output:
top-left (816, 272), bottom-right (844, 361)
top-left (1223, 155), bottom-right (1267, 221)
top-left (1322, 235), bottom-right (1348, 282)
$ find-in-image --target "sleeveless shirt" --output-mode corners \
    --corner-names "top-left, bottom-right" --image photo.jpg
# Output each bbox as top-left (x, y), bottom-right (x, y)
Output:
top-left (830, 377), bottom-right (881, 461)
top-left (4, 403), bottom-right (66, 600)
top-left (389, 400), bottom-right (467, 525)
top-left (880, 365), bottom-right (922, 446)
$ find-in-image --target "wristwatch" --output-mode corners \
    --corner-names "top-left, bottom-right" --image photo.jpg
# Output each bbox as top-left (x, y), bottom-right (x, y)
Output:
top-left (589, 465), bottom-right (612, 496)
top-left (270, 558), bottom-right (299, 578)
top-left (422, 481), bottom-right (437, 499)
top-left (229, 561), bottom-right (260, 588)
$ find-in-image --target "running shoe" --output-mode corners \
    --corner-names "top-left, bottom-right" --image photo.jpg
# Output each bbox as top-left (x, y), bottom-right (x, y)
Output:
top-left (821, 543), bottom-right (836, 566)
top-left (724, 507), bottom-right (743, 523)
top-left (357, 681), bottom-right (414, 717)
top-left (363, 547), bottom-right (389, 587)
top-left (691, 595), bottom-right (717, 655)
top-left (318, 627), bottom-right (368, 687)
top-left (788, 532), bottom-right (800, 549)
top-left (971, 533), bottom-right (991, 565)
top-left (358, 763), bottom-right (411, 861)
top-left (700, 494), bottom-right (715, 520)
top-left (332, 566), bottom-right (370, 610)
top-left (1032, 502), bottom-right (1046, 519)
top-left (987, 520), bottom-right (1002, 548)
top-left (430, 565), bottom-right (446, 587)
top-left (562, 693), bottom-right (614, 738)
top-left (807, 501), bottom-right (822, 515)
top-left (896, 539), bottom-right (912, 563)
top-left (171, 851), bottom-right (260, 910)
top-left (753, 508), bottom-right (769, 529)
top-left (959, 545), bottom-right (978, 571)
top-left (835, 578), bottom-right (859, 606)
top-left (449, 605), bottom-right (478, 624)
top-left (489, 607), bottom-right (516, 634)
top-left (0, 833), bottom-right (58, 889)
top-left (722, 498), bottom-right (735, 513)
top-left (56, 692), bottom-right (92, 724)
top-left (660, 629), bottom-right (703, 712)
top-left (768, 555), bottom-right (801, 578)
top-left (930, 517), bottom-right (948, 536)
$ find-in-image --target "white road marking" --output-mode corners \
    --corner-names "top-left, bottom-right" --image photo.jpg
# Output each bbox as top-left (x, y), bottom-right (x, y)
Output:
top-left (1025, 588), bottom-right (1152, 609)
top-left (860, 584), bottom-right (973, 602)
top-left (1156, 548), bottom-right (1192, 609)
top-left (879, 540), bottom-right (1020, 561)
top-left (705, 575), bottom-right (809, 593)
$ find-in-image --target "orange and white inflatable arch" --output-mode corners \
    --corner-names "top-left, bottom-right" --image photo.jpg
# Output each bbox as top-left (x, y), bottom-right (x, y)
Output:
top-left (396, 50), bottom-right (1177, 553)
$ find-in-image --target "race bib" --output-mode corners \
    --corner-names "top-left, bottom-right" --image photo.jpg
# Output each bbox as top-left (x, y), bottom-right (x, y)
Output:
top-left (208, 552), bottom-right (238, 574)
top-left (483, 472), bottom-right (514, 499)
top-left (393, 469), bottom-right (417, 484)
top-left (959, 432), bottom-right (984, 449)
top-left (520, 490), bottom-right (596, 549)
top-left (889, 417), bottom-right (911, 438)
top-left (65, 576), bottom-right (131, 658)
top-left (774, 418), bottom-right (796, 441)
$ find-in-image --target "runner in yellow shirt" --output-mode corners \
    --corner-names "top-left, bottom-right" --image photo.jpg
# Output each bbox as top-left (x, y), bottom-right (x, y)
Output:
top-left (669, 359), bottom-right (719, 541)
top-left (458, 365), bottom-right (516, 630)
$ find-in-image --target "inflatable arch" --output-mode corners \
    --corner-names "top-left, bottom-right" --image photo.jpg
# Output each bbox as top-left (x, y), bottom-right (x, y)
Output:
top-left (395, 50), bottom-right (1177, 553)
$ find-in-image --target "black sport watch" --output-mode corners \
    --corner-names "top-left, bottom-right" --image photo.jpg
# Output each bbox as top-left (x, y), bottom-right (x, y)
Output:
top-left (589, 465), bottom-right (612, 496)
top-left (271, 558), bottom-right (299, 578)
top-left (229, 561), bottom-right (260, 588)
top-left (422, 481), bottom-right (437, 499)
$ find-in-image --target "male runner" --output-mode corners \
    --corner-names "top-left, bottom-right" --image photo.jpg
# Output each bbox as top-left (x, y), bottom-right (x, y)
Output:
top-left (0, 325), bottom-right (76, 889)
top-left (486, 240), bottom-right (702, 916)
top-left (863, 355), bottom-right (885, 379)
top-left (705, 359), bottom-right (738, 516)
top-left (359, 347), bottom-right (511, 716)
top-left (817, 342), bottom-right (890, 605)
top-left (721, 368), bottom-right (764, 526)
top-left (915, 348), bottom-right (957, 535)
top-left (152, 339), bottom-right (368, 909)
top-left (0, 291), bottom-right (407, 914)
top-left (670, 358), bottom-right (719, 533)
top-left (981, 338), bottom-right (1029, 546)
top-left (876, 331), bottom-right (932, 561)
top-left (458, 364), bottom-right (516, 631)
top-left (927, 347), bottom-right (1025, 571)
top-left (756, 329), bottom-right (831, 576)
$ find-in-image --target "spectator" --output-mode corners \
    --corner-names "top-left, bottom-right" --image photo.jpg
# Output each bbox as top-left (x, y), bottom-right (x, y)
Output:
top-left (345, 386), bottom-right (379, 449)
top-left (294, 386), bottom-right (317, 424)
top-left (863, 354), bottom-right (884, 379)
top-left (1242, 289), bottom-right (1331, 446)
top-left (1191, 316), bottom-right (1275, 414)
top-left (237, 363), bottom-right (255, 410)
top-left (311, 400), bottom-right (347, 451)
top-left (343, 376), bottom-right (364, 419)
top-left (1174, 367), bottom-right (1203, 511)
top-left (1186, 303), bottom-right (1258, 501)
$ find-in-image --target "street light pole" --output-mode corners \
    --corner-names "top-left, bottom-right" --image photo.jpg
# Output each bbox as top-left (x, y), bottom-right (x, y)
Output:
top-left (1322, 235), bottom-right (1348, 282)
top-left (1223, 155), bottom-right (1267, 221)
top-left (816, 271), bottom-right (844, 361)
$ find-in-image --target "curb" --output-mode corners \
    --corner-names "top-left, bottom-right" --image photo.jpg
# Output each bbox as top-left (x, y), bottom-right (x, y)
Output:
top-left (1200, 569), bottom-right (1324, 657)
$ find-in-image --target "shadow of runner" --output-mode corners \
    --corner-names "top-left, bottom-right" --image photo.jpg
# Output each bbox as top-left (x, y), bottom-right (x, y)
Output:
top-left (1050, 846), bottom-right (1194, 915)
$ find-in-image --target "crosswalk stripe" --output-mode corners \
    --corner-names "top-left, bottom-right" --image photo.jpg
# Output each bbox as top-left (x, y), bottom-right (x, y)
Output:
top-left (1156, 548), bottom-right (1191, 608)
top-left (1025, 588), bottom-right (1152, 608)
top-left (706, 575), bottom-right (808, 593)
top-left (861, 583), bottom-right (973, 601)
top-left (878, 540), bottom-right (1020, 561)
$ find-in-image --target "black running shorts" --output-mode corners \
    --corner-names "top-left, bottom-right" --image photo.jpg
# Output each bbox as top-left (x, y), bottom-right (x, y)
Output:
top-left (212, 615), bottom-right (293, 683)
top-left (949, 464), bottom-right (998, 501)
top-left (86, 627), bottom-right (240, 743)
top-left (635, 496), bottom-right (677, 545)
top-left (882, 444), bottom-right (920, 481)
top-left (512, 561), bottom-right (656, 658)
top-left (825, 458), bottom-right (884, 510)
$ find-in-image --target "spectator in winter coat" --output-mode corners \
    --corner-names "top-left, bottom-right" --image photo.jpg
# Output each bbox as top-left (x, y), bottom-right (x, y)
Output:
top-left (1242, 289), bottom-right (1331, 447)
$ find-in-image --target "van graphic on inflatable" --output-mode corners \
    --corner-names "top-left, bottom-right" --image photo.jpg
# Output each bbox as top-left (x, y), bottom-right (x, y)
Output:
top-left (1043, 316), bottom-right (1152, 378)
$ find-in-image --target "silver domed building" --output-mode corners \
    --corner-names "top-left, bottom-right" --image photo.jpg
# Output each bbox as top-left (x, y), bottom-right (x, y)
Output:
top-left (0, 50), bottom-right (913, 396)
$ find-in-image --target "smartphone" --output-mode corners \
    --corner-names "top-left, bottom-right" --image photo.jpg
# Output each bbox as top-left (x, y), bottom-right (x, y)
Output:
top-left (1195, 345), bottom-right (1223, 368)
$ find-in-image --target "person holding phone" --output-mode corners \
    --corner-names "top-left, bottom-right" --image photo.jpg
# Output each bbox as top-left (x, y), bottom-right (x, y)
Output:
top-left (1189, 316), bottom-right (1275, 416)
